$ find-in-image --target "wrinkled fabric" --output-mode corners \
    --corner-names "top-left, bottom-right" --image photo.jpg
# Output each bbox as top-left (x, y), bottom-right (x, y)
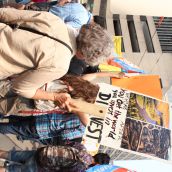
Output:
top-left (0, 8), bottom-right (75, 98)
top-left (49, 3), bottom-right (92, 29)
top-left (0, 113), bottom-right (85, 141)
top-left (0, 80), bottom-right (34, 116)
top-left (36, 143), bottom-right (93, 171)
top-left (0, 79), bottom-right (66, 116)
top-left (6, 150), bottom-right (37, 172)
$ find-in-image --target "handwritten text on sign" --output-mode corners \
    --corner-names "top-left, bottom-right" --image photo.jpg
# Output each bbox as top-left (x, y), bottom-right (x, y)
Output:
top-left (83, 84), bottom-right (130, 147)
top-left (101, 87), bottom-right (130, 148)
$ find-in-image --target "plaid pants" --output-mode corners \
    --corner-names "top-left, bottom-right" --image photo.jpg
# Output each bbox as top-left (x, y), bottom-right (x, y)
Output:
top-left (0, 115), bottom-right (39, 141)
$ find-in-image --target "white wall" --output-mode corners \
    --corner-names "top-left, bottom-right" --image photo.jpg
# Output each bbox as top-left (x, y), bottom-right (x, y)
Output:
top-left (110, 0), bottom-right (172, 17)
top-left (106, 0), bottom-right (172, 95)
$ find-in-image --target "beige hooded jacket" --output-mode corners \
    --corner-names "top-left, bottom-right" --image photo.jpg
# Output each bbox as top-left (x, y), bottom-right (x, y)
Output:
top-left (0, 8), bottom-right (76, 98)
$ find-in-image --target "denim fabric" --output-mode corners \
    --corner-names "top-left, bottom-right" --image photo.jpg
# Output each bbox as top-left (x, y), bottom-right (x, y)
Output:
top-left (0, 116), bottom-right (39, 141)
top-left (6, 150), bottom-right (37, 172)
top-left (49, 3), bottom-right (92, 29)
top-left (0, 114), bottom-right (85, 142)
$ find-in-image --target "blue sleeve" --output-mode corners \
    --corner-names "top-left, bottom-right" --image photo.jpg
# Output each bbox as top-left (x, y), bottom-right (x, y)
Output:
top-left (49, 5), bottom-right (69, 21)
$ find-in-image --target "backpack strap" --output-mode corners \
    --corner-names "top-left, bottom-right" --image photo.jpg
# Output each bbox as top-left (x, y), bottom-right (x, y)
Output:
top-left (6, 23), bottom-right (73, 55)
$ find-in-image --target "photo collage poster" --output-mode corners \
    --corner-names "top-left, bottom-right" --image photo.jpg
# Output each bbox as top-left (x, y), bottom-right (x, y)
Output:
top-left (83, 83), bottom-right (171, 162)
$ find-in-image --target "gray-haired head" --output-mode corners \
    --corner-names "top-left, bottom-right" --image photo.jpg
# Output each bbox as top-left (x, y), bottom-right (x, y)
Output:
top-left (76, 23), bottom-right (113, 66)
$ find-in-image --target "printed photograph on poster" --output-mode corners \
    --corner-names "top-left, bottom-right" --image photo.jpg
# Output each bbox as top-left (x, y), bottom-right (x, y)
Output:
top-left (121, 118), bottom-right (171, 160)
top-left (127, 93), bottom-right (170, 128)
top-left (83, 84), bottom-right (131, 146)
top-left (83, 83), bottom-right (172, 162)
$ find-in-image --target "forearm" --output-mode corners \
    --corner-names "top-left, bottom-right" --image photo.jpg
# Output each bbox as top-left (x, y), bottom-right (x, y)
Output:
top-left (81, 73), bottom-right (97, 81)
top-left (32, 89), bottom-right (54, 101)
top-left (32, 89), bottom-right (72, 111)
top-left (12, 69), bottom-right (63, 99)
top-left (76, 112), bottom-right (90, 126)
top-left (81, 71), bottom-right (123, 81)
top-left (96, 71), bottom-right (122, 77)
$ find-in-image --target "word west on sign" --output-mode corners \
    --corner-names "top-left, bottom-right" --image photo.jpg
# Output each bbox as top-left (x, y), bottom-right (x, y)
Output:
top-left (83, 83), bottom-right (130, 148)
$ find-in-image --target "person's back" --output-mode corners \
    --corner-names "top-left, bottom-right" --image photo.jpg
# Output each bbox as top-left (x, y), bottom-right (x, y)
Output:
top-left (36, 142), bottom-right (93, 171)
top-left (0, 142), bottom-right (93, 172)
top-left (0, 8), bottom-right (74, 98)
top-left (49, 3), bottom-right (92, 29)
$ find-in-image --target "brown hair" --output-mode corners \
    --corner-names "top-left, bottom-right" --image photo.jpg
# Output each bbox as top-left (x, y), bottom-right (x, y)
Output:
top-left (76, 23), bottom-right (113, 66)
top-left (60, 75), bottom-right (99, 103)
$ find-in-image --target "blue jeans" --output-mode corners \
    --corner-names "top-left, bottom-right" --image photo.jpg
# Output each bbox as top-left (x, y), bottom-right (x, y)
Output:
top-left (0, 116), bottom-right (40, 141)
top-left (6, 150), bottom-right (37, 172)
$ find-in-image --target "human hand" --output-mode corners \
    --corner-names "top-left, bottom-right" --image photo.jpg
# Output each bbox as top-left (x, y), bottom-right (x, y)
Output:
top-left (117, 72), bottom-right (126, 78)
top-left (109, 72), bottom-right (126, 78)
top-left (53, 92), bottom-right (77, 112)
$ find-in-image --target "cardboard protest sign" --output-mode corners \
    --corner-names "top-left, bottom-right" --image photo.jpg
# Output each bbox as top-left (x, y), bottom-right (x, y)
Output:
top-left (111, 75), bottom-right (163, 100)
top-left (83, 83), bottom-right (171, 162)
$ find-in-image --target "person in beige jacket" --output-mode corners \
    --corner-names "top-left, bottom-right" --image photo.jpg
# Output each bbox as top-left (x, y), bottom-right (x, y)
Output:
top-left (0, 8), bottom-right (113, 110)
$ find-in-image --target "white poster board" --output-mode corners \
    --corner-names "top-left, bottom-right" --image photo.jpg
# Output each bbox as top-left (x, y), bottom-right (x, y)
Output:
top-left (83, 83), bottom-right (172, 163)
